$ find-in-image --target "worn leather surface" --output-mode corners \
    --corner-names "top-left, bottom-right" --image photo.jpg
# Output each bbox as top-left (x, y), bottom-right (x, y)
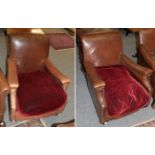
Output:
top-left (7, 28), bottom-right (44, 35)
top-left (128, 28), bottom-right (150, 33)
top-left (84, 61), bottom-right (105, 89)
top-left (81, 31), bottom-right (122, 67)
top-left (9, 34), bottom-right (49, 73)
top-left (76, 28), bottom-right (113, 36)
top-left (81, 31), bottom-right (152, 123)
top-left (139, 29), bottom-right (155, 53)
top-left (120, 54), bottom-right (153, 89)
top-left (7, 58), bottom-right (19, 88)
top-left (139, 45), bottom-right (155, 70)
top-left (122, 53), bottom-right (152, 77)
top-left (138, 29), bottom-right (155, 98)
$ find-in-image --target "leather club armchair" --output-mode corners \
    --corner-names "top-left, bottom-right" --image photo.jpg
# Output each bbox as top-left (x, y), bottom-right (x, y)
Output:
top-left (7, 34), bottom-right (71, 121)
top-left (81, 31), bottom-right (152, 124)
top-left (138, 29), bottom-right (155, 107)
top-left (0, 68), bottom-right (10, 126)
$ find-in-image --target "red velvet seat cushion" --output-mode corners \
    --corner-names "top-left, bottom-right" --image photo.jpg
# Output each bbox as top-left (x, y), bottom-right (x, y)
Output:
top-left (95, 65), bottom-right (150, 116)
top-left (16, 70), bottom-right (67, 116)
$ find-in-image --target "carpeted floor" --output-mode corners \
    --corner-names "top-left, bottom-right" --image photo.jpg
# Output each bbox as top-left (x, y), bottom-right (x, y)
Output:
top-left (0, 28), bottom-right (75, 127)
top-left (135, 118), bottom-right (155, 127)
top-left (76, 29), bottom-right (155, 127)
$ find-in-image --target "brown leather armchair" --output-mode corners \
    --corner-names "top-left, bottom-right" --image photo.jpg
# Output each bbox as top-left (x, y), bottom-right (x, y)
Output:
top-left (7, 34), bottom-right (71, 121)
top-left (137, 29), bottom-right (155, 107)
top-left (81, 31), bottom-right (152, 123)
top-left (0, 68), bottom-right (10, 126)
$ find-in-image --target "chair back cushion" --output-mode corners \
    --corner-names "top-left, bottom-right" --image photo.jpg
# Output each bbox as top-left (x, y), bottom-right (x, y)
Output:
top-left (139, 29), bottom-right (155, 54)
top-left (81, 31), bottom-right (123, 67)
top-left (8, 34), bottom-right (49, 73)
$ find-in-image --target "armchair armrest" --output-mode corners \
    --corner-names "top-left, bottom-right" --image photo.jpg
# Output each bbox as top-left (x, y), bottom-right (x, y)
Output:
top-left (120, 54), bottom-right (153, 93)
top-left (0, 69), bottom-right (10, 94)
top-left (7, 58), bottom-right (19, 89)
top-left (139, 45), bottom-right (155, 71)
top-left (44, 59), bottom-right (71, 90)
top-left (84, 61), bottom-right (106, 90)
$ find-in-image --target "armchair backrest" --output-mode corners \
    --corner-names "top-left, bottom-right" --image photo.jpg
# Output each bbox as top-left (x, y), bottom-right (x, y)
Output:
top-left (81, 31), bottom-right (123, 67)
top-left (7, 28), bottom-right (44, 35)
top-left (139, 29), bottom-right (155, 54)
top-left (8, 34), bottom-right (50, 73)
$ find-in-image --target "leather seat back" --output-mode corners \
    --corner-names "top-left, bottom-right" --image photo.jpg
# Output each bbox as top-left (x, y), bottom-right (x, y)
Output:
top-left (81, 31), bottom-right (123, 67)
top-left (8, 34), bottom-right (49, 73)
top-left (139, 29), bottom-right (155, 54)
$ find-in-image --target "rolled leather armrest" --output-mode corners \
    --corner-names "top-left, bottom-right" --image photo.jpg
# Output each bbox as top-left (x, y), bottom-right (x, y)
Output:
top-left (139, 45), bottom-right (155, 71)
top-left (0, 69), bottom-right (10, 93)
top-left (84, 61), bottom-right (106, 90)
top-left (44, 59), bottom-right (71, 89)
top-left (120, 54), bottom-right (153, 77)
top-left (120, 54), bottom-right (153, 93)
top-left (7, 58), bottom-right (19, 89)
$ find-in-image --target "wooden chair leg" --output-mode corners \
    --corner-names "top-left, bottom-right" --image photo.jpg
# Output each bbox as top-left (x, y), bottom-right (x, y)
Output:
top-left (0, 112), bottom-right (5, 127)
top-left (0, 94), bottom-right (6, 127)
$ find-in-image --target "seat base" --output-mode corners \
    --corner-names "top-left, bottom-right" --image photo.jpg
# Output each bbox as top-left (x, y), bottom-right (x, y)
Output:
top-left (14, 70), bottom-right (67, 118)
top-left (95, 65), bottom-right (151, 117)
top-left (11, 102), bottom-right (66, 121)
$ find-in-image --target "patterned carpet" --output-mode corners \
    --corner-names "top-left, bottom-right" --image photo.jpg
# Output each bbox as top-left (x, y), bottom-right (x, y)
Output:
top-left (14, 119), bottom-right (45, 127)
top-left (135, 119), bottom-right (155, 127)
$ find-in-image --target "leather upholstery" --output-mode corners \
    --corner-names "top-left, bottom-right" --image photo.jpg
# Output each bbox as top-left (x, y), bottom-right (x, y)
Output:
top-left (45, 59), bottom-right (71, 90)
top-left (128, 28), bottom-right (150, 33)
top-left (9, 34), bottom-right (49, 73)
top-left (139, 29), bottom-right (155, 53)
top-left (120, 54), bottom-right (153, 93)
top-left (76, 28), bottom-right (113, 36)
top-left (7, 34), bottom-right (71, 121)
top-left (138, 29), bottom-right (155, 99)
top-left (138, 45), bottom-right (155, 70)
top-left (8, 58), bottom-right (19, 88)
top-left (81, 31), bottom-right (122, 67)
top-left (81, 31), bottom-right (152, 123)
top-left (7, 28), bottom-right (44, 35)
